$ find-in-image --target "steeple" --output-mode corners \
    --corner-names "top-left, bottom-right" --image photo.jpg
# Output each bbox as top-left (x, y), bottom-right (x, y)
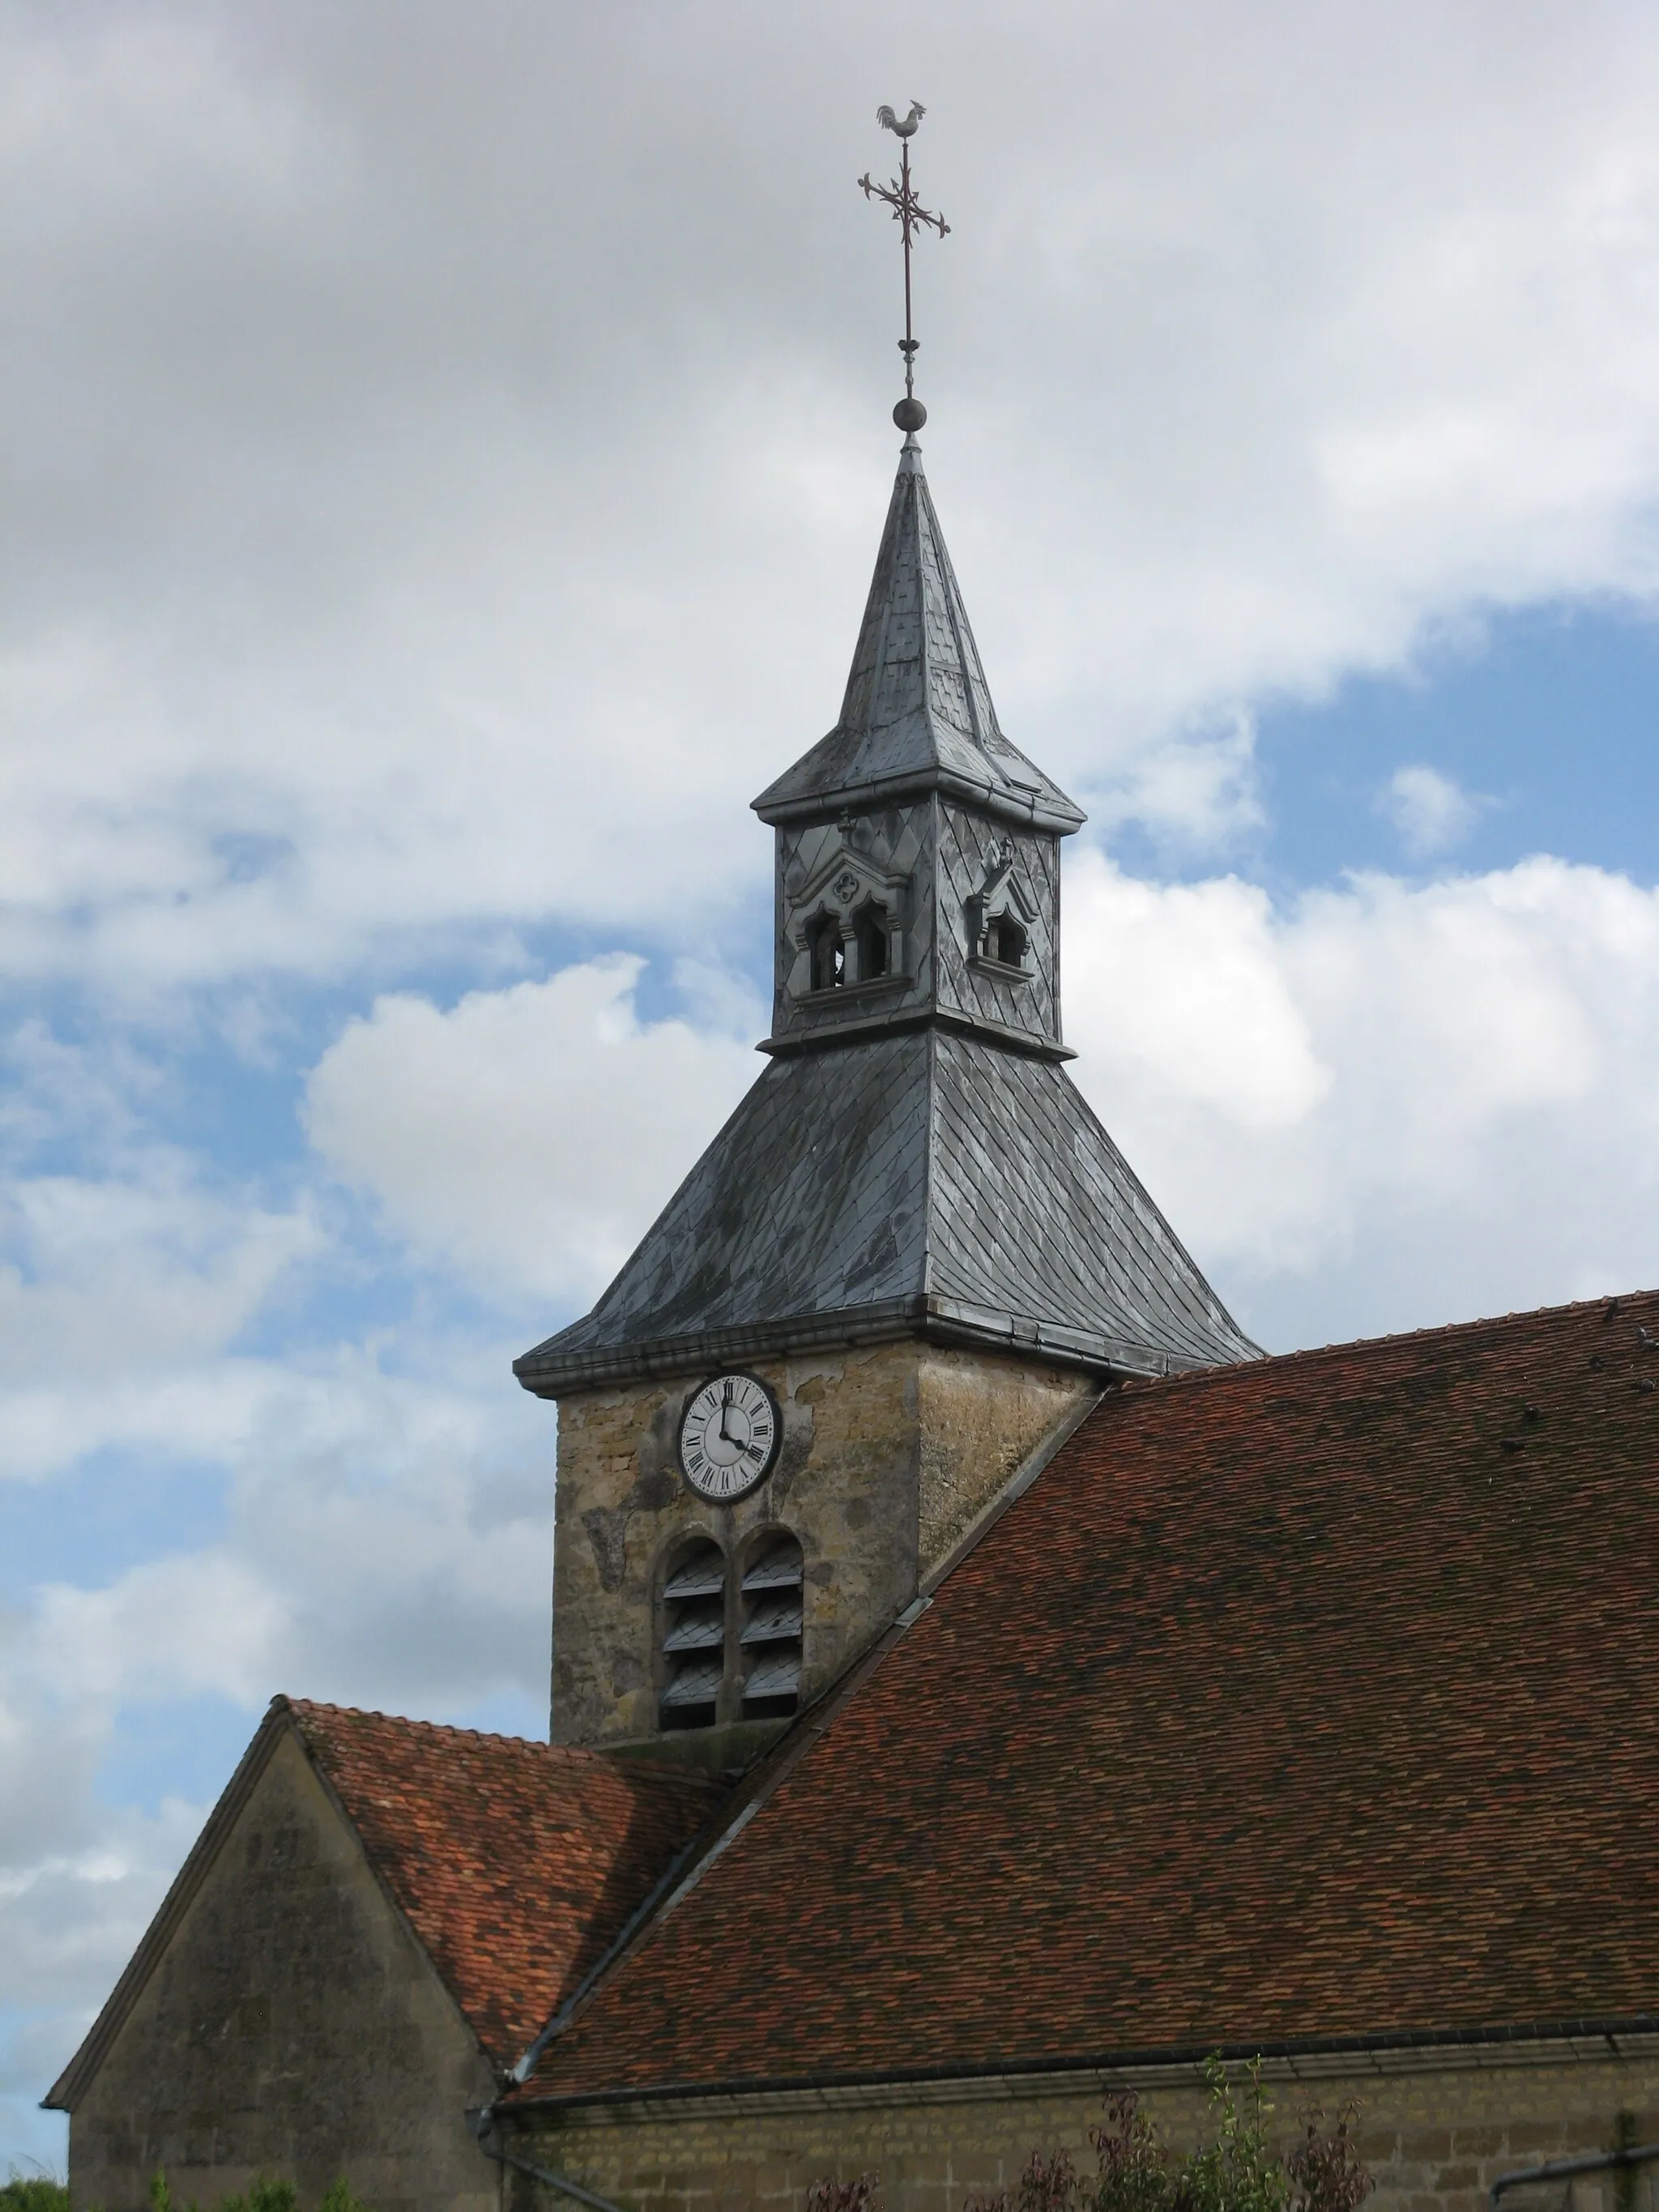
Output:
top-left (514, 115), bottom-right (1259, 1763)
top-left (754, 441), bottom-right (1082, 835)
top-left (515, 434), bottom-right (1259, 1397)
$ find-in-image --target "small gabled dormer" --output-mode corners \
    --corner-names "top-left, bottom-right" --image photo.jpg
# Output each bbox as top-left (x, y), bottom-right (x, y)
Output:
top-left (785, 837), bottom-right (911, 1004)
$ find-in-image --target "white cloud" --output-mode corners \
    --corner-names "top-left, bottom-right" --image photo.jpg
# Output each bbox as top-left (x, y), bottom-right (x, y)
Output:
top-left (1376, 763), bottom-right (1486, 855)
top-left (1065, 850), bottom-right (1659, 1346)
top-left (8, 5), bottom-right (1659, 983)
top-left (303, 955), bottom-right (759, 1304)
top-left (0, 1025), bottom-right (327, 1480)
top-left (0, 1324), bottom-right (557, 2156)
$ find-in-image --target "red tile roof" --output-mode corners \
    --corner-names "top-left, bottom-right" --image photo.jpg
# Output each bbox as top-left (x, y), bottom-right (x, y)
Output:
top-left (521, 1290), bottom-right (1659, 2100)
top-left (283, 1701), bottom-right (723, 2066)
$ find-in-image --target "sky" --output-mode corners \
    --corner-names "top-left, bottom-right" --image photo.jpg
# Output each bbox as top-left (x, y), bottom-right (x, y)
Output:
top-left (8, 0), bottom-right (1659, 2171)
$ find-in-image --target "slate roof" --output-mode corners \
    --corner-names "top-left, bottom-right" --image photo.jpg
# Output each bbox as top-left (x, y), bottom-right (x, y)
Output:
top-left (284, 1702), bottom-right (723, 2065)
top-left (512, 1289), bottom-right (1659, 2099)
top-left (753, 439), bottom-right (1085, 834)
top-left (514, 1026), bottom-right (1259, 1394)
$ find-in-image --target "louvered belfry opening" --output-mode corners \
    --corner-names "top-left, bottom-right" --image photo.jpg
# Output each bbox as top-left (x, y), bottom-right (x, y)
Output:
top-left (740, 1534), bottom-right (804, 1720)
top-left (659, 1537), bottom-right (726, 1732)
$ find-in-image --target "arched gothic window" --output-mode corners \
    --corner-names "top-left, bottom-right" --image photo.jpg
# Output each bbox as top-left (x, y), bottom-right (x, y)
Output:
top-left (983, 913), bottom-right (1028, 970)
top-left (740, 1533), bottom-right (804, 1720)
top-left (808, 913), bottom-right (846, 992)
top-left (853, 901), bottom-right (889, 982)
top-left (658, 1537), bottom-right (726, 1732)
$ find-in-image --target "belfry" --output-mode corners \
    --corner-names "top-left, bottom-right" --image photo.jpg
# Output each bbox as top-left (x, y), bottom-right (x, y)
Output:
top-left (513, 420), bottom-right (1257, 1765)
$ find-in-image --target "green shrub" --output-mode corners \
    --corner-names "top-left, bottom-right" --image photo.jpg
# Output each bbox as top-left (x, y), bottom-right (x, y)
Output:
top-left (825, 2061), bottom-right (1375, 2212)
top-left (143, 2174), bottom-right (367, 2212)
top-left (2, 2167), bottom-right (72, 2212)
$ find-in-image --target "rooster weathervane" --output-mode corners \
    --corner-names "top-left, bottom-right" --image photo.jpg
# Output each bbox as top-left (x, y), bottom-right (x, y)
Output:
top-left (860, 102), bottom-right (949, 433)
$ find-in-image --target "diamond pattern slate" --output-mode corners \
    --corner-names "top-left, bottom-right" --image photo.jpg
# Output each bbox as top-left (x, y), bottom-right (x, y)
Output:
top-left (514, 1031), bottom-right (1257, 1394)
top-left (753, 442), bottom-right (1085, 834)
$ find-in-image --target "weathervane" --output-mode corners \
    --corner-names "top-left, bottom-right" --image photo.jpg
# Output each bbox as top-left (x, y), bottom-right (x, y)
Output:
top-left (859, 102), bottom-right (949, 434)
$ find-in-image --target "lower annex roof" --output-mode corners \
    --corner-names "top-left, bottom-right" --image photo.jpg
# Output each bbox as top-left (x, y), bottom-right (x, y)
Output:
top-left (46, 1700), bottom-right (725, 2108)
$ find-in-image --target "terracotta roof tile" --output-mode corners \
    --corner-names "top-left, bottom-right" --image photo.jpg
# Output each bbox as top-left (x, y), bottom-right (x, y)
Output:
top-left (282, 1701), bottom-right (723, 2066)
top-left (522, 1289), bottom-right (1659, 2099)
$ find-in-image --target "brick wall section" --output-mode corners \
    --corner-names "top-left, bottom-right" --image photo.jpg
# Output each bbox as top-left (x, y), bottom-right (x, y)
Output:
top-left (511, 2052), bottom-right (1659, 2212)
top-left (551, 1344), bottom-right (1091, 1748)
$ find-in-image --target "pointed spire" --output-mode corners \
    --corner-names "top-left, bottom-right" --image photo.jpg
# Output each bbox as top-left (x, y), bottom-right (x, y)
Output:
top-left (753, 442), bottom-right (1085, 833)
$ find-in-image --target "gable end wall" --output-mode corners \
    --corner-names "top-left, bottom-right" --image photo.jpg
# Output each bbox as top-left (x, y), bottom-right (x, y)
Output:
top-left (68, 1728), bottom-right (499, 2212)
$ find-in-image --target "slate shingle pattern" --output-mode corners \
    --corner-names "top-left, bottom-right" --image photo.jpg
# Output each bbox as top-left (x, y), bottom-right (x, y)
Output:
top-left (514, 1029), bottom-right (1258, 1393)
top-left (520, 1292), bottom-right (1659, 2098)
top-left (284, 1701), bottom-right (722, 2065)
top-left (753, 441), bottom-right (1084, 833)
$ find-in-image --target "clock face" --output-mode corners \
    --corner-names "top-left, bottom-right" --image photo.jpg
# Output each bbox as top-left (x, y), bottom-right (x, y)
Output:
top-left (678, 1372), bottom-right (781, 1502)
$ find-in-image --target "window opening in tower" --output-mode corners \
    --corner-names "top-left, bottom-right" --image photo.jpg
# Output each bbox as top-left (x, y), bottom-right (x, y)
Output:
top-left (740, 1535), bottom-right (804, 1719)
top-left (659, 1538), bottom-right (726, 1731)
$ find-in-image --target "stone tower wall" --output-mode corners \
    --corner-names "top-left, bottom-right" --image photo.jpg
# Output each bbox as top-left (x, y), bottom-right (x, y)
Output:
top-left (549, 1343), bottom-right (1093, 1752)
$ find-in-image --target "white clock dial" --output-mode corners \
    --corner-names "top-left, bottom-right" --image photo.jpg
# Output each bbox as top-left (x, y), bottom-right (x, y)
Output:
top-left (678, 1372), bottom-right (780, 1501)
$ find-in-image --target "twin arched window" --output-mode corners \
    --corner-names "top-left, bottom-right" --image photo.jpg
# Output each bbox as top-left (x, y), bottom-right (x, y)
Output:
top-left (658, 1531), bottom-right (804, 1732)
top-left (805, 904), bottom-right (891, 994)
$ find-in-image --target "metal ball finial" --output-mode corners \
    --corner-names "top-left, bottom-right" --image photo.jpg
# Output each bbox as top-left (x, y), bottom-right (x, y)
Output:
top-left (893, 396), bottom-right (927, 433)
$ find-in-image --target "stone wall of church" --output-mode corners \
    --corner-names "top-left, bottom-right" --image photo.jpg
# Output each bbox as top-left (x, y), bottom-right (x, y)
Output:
top-left (508, 2048), bottom-right (1659, 2212)
top-left (915, 1345), bottom-right (1094, 1566)
top-left (68, 1728), bottom-right (497, 2212)
top-left (550, 1342), bottom-right (1092, 1752)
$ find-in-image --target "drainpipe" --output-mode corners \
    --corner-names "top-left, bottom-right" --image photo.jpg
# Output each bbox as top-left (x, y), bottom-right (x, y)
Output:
top-left (1489, 2143), bottom-right (1659, 2212)
top-left (479, 2135), bottom-right (632, 2212)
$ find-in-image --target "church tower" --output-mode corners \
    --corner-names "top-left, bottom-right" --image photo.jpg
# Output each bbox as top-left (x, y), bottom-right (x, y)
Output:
top-left (514, 431), bottom-right (1259, 1771)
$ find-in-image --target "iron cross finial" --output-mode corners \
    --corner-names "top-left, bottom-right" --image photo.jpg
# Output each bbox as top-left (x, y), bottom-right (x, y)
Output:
top-left (859, 103), bottom-right (949, 434)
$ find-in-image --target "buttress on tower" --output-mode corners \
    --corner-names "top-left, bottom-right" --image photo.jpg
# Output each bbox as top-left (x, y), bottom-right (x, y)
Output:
top-left (514, 433), bottom-right (1257, 1771)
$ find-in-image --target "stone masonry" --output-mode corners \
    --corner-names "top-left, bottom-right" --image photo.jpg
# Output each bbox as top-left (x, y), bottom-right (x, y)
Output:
top-left (550, 1341), bottom-right (1094, 1751)
top-left (69, 1730), bottom-right (496, 2212)
top-left (514, 2048), bottom-right (1659, 2212)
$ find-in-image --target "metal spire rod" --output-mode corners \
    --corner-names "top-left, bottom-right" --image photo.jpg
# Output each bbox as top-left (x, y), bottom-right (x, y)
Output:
top-left (860, 102), bottom-right (949, 433)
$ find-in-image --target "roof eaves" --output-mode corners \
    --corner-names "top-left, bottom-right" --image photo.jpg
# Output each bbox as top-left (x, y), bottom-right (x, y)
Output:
top-left (753, 757), bottom-right (1085, 836)
top-left (501, 2015), bottom-right (1659, 2116)
top-left (512, 1294), bottom-right (1192, 1399)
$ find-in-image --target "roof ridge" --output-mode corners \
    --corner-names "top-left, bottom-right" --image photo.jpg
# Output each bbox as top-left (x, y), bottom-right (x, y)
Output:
top-left (1115, 1285), bottom-right (1659, 1403)
top-left (280, 1696), bottom-right (554, 1751)
top-left (281, 1701), bottom-right (727, 1798)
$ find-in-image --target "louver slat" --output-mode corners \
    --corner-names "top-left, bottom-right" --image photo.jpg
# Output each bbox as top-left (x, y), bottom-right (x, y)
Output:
top-left (664, 1556), bottom-right (726, 1600)
top-left (743, 1647), bottom-right (800, 1700)
top-left (663, 1603), bottom-right (725, 1652)
top-left (661, 1656), bottom-right (722, 1706)
top-left (742, 1548), bottom-right (804, 1592)
top-left (740, 1595), bottom-right (804, 1643)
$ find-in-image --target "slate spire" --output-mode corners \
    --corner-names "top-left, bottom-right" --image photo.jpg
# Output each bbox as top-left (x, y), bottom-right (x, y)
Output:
top-left (515, 437), bottom-right (1261, 1396)
top-left (753, 440), bottom-right (1083, 835)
